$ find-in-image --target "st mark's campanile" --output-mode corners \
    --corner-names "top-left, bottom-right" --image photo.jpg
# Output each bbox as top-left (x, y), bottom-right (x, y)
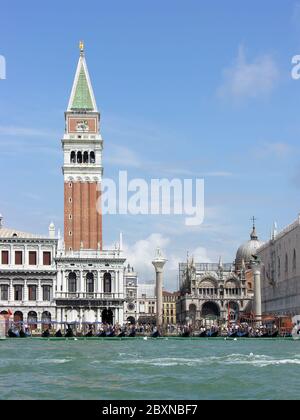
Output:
top-left (62, 42), bottom-right (103, 252)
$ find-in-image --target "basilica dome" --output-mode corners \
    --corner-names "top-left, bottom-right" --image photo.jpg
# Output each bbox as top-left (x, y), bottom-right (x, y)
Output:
top-left (235, 225), bottom-right (264, 270)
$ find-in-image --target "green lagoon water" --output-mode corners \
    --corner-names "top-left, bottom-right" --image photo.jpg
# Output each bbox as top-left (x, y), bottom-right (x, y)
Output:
top-left (0, 337), bottom-right (299, 400)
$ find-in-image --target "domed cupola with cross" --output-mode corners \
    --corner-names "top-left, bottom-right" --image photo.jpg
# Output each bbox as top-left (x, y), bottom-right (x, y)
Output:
top-left (62, 41), bottom-right (103, 252)
top-left (235, 217), bottom-right (264, 271)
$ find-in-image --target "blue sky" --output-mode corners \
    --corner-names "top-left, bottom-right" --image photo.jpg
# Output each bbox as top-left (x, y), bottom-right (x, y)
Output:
top-left (1, 1), bottom-right (300, 289)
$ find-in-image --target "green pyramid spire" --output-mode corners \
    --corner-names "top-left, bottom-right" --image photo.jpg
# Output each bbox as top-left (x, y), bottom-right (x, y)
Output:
top-left (71, 63), bottom-right (94, 110)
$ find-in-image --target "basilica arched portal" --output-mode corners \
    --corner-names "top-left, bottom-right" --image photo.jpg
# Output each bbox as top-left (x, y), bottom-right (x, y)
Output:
top-left (201, 301), bottom-right (220, 319)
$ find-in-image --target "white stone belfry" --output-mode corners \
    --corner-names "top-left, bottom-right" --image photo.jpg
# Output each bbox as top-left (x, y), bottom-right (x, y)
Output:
top-left (152, 248), bottom-right (167, 327)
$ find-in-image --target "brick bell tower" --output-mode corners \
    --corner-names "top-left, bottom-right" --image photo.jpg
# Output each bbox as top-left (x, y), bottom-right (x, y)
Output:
top-left (63, 42), bottom-right (103, 252)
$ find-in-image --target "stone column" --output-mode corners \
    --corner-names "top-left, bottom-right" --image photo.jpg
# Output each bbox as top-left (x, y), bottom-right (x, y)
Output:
top-left (61, 308), bottom-right (64, 330)
top-left (152, 248), bottom-right (167, 327)
top-left (9, 279), bottom-right (13, 302)
top-left (116, 271), bottom-right (119, 297)
top-left (56, 307), bottom-right (61, 325)
top-left (38, 281), bottom-right (42, 302)
top-left (56, 270), bottom-right (62, 296)
top-left (251, 259), bottom-right (262, 325)
top-left (97, 308), bottom-right (101, 323)
top-left (23, 279), bottom-right (28, 302)
top-left (62, 271), bottom-right (67, 295)
top-left (95, 271), bottom-right (99, 295)
top-left (80, 270), bottom-right (84, 295)
top-left (99, 272), bottom-right (103, 294)
top-left (79, 308), bottom-right (83, 330)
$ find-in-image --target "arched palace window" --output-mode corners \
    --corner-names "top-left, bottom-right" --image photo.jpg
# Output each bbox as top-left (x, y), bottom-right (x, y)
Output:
top-left (68, 272), bottom-right (77, 293)
top-left (104, 273), bottom-right (112, 293)
top-left (86, 273), bottom-right (94, 293)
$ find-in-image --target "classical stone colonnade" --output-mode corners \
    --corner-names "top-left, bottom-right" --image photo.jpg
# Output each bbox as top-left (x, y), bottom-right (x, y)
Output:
top-left (56, 269), bottom-right (123, 296)
top-left (65, 271), bottom-right (112, 294)
top-left (0, 306), bottom-right (122, 329)
top-left (55, 307), bottom-right (121, 325)
top-left (0, 308), bottom-right (54, 328)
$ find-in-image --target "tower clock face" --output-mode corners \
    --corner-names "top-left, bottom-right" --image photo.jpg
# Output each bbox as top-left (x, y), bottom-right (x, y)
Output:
top-left (68, 117), bottom-right (97, 134)
top-left (76, 120), bottom-right (89, 132)
top-left (127, 303), bottom-right (135, 311)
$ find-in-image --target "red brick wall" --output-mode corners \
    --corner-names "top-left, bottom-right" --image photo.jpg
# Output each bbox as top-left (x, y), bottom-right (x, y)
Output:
top-left (81, 182), bottom-right (90, 248)
top-left (89, 183), bottom-right (97, 249)
top-left (97, 187), bottom-right (102, 250)
top-left (64, 181), bottom-right (102, 251)
top-left (73, 182), bottom-right (82, 250)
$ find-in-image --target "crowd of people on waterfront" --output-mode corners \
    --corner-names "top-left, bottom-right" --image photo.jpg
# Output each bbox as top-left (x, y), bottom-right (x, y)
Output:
top-left (4, 320), bottom-right (294, 338)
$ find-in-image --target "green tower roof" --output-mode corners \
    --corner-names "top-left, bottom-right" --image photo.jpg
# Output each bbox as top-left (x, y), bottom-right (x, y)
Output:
top-left (68, 46), bottom-right (98, 113)
top-left (71, 63), bottom-right (94, 110)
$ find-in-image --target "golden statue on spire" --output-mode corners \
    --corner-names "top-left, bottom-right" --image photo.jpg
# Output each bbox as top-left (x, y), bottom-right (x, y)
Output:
top-left (79, 40), bottom-right (84, 54)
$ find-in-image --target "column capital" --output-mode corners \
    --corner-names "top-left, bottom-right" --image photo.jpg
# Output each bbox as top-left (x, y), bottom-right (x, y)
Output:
top-left (152, 259), bottom-right (167, 273)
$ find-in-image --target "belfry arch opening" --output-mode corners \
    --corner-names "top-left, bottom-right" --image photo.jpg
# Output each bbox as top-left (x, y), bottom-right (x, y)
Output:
top-left (83, 151), bottom-right (89, 164)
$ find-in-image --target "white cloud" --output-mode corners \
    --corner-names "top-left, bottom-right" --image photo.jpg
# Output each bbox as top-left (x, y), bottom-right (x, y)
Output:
top-left (254, 142), bottom-right (293, 159)
top-left (218, 45), bottom-right (279, 100)
top-left (123, 233), bottom-right (211, 291)
top-left (0, 125), bottom-right (60, 155)
top-left (106, 144), bottom-right (143, 168)
top-left (124, 233), bottom-right (170, 282)
top-left (0, 125), bottom-right (57, 138)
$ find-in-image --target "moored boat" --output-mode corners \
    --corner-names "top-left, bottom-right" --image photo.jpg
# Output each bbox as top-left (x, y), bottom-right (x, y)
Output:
top-left (237, 331), bottom-right (249, 338)
top-left (207, 330), bottom-right (219, 337)
top-left (42, 329), bottom-right (50, 338)
top-left (8, 328), bottom-right (19, 338)
top-left (292, 325), bottom-right (300, 340)
top-left (19, 329), bottom-right (27, 338)
top-left (65, 327), bottom-right (74, 337)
